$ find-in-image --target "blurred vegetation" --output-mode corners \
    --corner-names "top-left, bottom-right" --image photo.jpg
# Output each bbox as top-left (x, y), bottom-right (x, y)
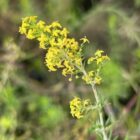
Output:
top-left (0, 0), bottom-right (140, 140)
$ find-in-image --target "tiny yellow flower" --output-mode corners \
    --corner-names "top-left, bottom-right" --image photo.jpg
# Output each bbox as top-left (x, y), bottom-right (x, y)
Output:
top-left (27, 29), bottom-right (35, 39)
top-left (49, 38), bottom-right (56, 47)
top-left (44, 26), bottom-right (51, 33)
top-left (19, 16), bottom-right (110, 85)
top-left (82, 71), bottom-right (95, 84)
top-left (68, 78), bottom-right (72, 81)
top-left (87, 57), bottom-right (95, 64)
top-left (52, 29), bottom-right (60, 37)
top-left (28, 16), bottom-right (38, 22)
top-left (96, 55), bottom-right (110, 65)
top-left (37, 34), bottom-right (48, 49)
top-left (88, 71), bottom-right (94, 77)
top-left (51, 21), bottom-right (62, 28)
top-left (80, 36), bottom-right (89, 44)
top-left (61, 28), bottom-right (69, 37)
top-left (37, 20), bottom-right (46, 29)
top-left (82, 75), bottom-right (91, 84)
top-left (75, 58), bottom-right (82, 66)
top-left (94, 76), bottom-right (102, 84)
top-left (75, 75), bottom-right (79, 79)
top-left (96, 57), bottom-right (103, 65)
top-left (95, 50), bottom-right (104, 57)
top-left (62, 69), bottom-right (67, 76)
top-left (19, 26), bottom-right (27, 34)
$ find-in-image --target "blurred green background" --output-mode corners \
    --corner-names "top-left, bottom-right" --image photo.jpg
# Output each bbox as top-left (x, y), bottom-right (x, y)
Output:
top-left (0, 0), bottom-right (140, 140)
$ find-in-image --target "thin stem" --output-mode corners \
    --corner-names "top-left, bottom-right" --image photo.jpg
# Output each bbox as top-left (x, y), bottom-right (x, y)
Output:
top-left (91, 84), bottom-right (108, 140)
top-left (79, 66), bottom-right (108, 140)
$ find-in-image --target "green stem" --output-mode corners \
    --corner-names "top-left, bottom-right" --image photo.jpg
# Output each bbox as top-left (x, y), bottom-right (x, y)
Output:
top-left (80, 66), bottom-right (108, 140)
top-left (91, 84), bottom-right (108, 140)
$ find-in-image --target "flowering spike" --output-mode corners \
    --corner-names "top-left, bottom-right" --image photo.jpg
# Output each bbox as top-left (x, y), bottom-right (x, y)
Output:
top-left (19, 16), bottom-right (109, 85)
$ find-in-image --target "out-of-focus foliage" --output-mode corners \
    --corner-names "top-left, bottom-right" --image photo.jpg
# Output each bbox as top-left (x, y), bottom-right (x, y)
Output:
top-left (0, 0), bottom-right (9, 14)
top-left (101, 61), bottom-right (128, 101)
top-left (0, 0), bottom-right (140, 139)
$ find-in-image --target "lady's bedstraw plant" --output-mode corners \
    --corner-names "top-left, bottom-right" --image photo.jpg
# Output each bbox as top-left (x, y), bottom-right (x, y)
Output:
top-left (19, 16), bottom-right (110, 140)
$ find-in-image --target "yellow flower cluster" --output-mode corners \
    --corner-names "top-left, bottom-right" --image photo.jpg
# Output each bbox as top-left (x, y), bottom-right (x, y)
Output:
top-left (82, 50), bottom-right (110, 85)
top-left (19, 16), bottom-right (68, 49)
top-left (19, 16), bottom-right (83, 76)
top-left (46, 38), bottom-right (82, 76)
top-left (70, 97), bottom-right (90, 119)
top-left (82, 71), bottom-right (95, 84)
top-left (88, 50), bottom-right (110, 65)
top-left (19, 16), bottom-right (46, 41)
top-left (19, 16), bottom-right (109, 84)
top-left (19, 16), bottom-right (110, 121)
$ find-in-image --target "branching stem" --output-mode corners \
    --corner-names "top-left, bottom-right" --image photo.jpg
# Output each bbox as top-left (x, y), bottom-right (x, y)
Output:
top-left (80, 66), bottom-right (108, 140)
